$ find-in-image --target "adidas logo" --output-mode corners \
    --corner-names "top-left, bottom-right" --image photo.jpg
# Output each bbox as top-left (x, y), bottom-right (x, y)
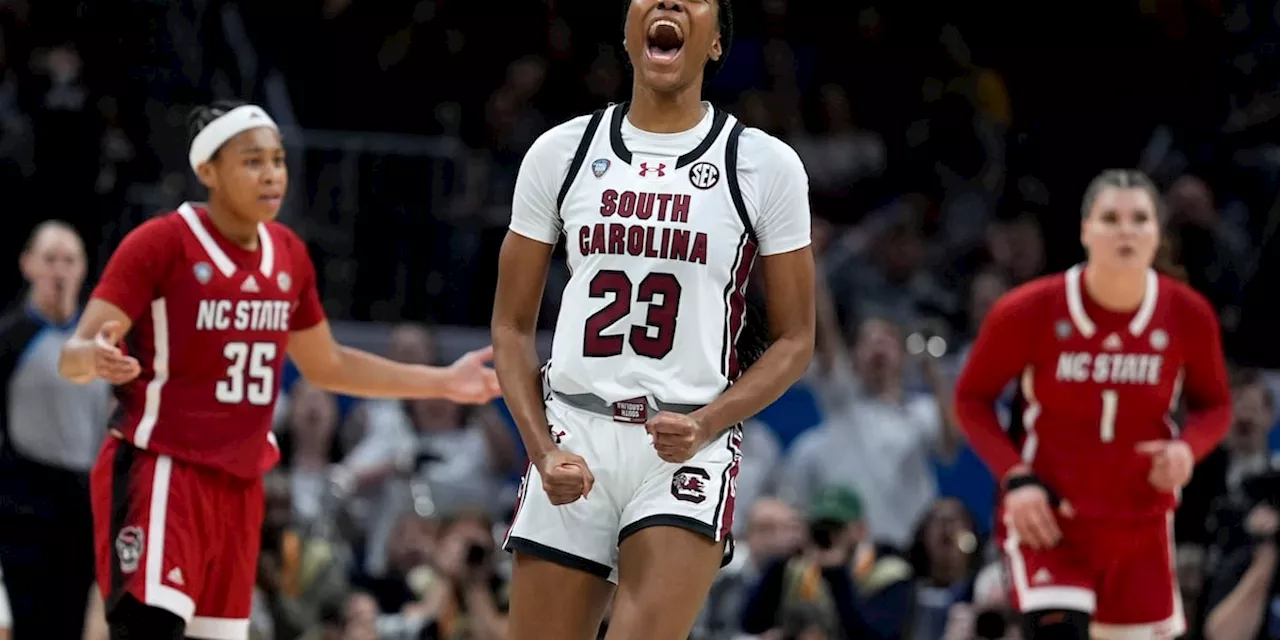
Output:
top-left (1032, 568), bottom-right (1053, 585)
top-left (241, 275), bottom-right (260, 293)
top-left (1102, 333), bottom-right (1123, 351)
top-left (166, 567), bottom-right (184, 586)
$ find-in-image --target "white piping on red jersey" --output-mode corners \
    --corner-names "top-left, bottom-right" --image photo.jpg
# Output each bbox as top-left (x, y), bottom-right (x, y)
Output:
top-left (1064, 265), bottom-right (1159, 339)
top-left (176, 202), bottom-right (275, 278)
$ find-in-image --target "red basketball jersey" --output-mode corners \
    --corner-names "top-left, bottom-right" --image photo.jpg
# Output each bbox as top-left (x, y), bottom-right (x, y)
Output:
top-left (956, 266), bottom-right (1231, 519)
top-left (92, 203), bottom-right (326, 478)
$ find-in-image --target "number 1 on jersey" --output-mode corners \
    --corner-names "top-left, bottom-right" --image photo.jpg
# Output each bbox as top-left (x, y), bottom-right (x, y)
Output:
top-left (216, 341), bottom-right (278, 406)
top-left (1099, 389), bottom-right (1119, 442)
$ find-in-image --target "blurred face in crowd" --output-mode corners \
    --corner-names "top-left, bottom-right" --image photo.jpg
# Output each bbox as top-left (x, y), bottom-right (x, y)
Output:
top-left (744, 499), bottom-right (805, 560)
top-left (20, 223), bottom-right (85, 320)
top-left (197, 126), bottom-right (287, 224)
top-left (879, 228), bottom-right (924, 284)
top-left (1229, 382), bottom-right (1274, 454)
top-left (387, 513), bottom-right (437, 574)
top-left (854, 318), bottom-right (904, 387)
top-left (1081, 187), bottom-right (1160, 274)
top-left (388, 324), bottom-right (436, 365)
top-left (968, 270), bottom-right (1009, 330)
top-left (624, 0), bottom-right (723, 93)
top-left (342, 592), bottom-right (379, 640)
top-left (920, 498), bottom-right (976, 582)
top-left (1166, 175), bottom-right (1216, 229)
top-left (289, 380), bottom-right (338, 456)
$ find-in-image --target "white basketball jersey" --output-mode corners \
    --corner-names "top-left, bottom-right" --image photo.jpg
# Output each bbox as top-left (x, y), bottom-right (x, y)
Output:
top-left (547, 103), bottom-right (758, 405)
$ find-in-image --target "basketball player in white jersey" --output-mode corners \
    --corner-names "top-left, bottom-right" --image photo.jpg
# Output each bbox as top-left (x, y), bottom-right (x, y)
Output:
top-left (491, 1), bottom-right (814, 638)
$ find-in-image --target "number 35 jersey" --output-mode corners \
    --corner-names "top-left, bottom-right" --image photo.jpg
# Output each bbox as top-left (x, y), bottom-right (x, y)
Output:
top-left (509, 103), bottom-right (812, 405)
top-left (91, 203), bottom-right (327, 478)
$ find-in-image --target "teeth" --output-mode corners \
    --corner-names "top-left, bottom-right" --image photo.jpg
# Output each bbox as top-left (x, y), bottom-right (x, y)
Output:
top-left (648, 19), bottom-right (683, 40)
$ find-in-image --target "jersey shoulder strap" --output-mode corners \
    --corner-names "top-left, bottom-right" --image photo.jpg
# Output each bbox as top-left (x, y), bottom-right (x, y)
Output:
top-left (555, 107), bottom-right (609, 212)
top-left (724, 118), bottom-right (756, 241)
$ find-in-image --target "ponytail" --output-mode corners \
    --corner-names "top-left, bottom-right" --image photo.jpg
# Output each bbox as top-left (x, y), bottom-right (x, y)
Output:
top-left (736, 294), bottom-right (770, 372)
top-left (1153, 233), bottom-right (1188, 282)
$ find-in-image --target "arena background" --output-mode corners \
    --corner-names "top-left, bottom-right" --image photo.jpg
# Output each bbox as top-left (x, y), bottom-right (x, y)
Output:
top-left (2, 0), bottom-right (1280, 638)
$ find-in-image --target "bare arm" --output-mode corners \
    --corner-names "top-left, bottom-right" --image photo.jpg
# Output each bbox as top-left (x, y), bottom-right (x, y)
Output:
top-left (491, 232), bottom-right (557, 463)
top-left (58, 299), bottom-right (138, 384)
top-left (691, 246), bottom-right (816, 436)
top-left (813, 267), bottom-right (847, 377)
top-left (1204, 545), bottom-right (1277, 640)
top-left (288, 321), bottom-right (498, 403)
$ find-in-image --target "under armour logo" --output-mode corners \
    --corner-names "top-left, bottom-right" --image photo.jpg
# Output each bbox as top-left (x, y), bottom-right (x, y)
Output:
top-left (639, 162), bottom-right (667, 177)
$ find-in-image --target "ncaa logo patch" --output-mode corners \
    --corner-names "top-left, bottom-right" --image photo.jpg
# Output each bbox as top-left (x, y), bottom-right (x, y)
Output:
top-left (115, 526), bottom-right (144, 574)
top-left (591, 158), bottom-right (610, 178)
top-left (1055, 320), bottom-right (1072, 340)
top-left (277, 271), bottom-right (292, 292)
top-left (1149, 328), bottom-right (1168, 351)
top-left (689, 161), bottom-right (720, 189)
top-left (671, 465), bottom-right (711, 504)
top-left (193, 262), bottom-right (213, 285)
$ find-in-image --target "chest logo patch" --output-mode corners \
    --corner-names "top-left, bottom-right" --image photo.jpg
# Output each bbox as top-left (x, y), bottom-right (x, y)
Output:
top-left (193, 262), bottom-right (213, 285)
top-left (592, 158), bottom-right (610, 178)
top-left (689, 161), bottom-right (720, 189)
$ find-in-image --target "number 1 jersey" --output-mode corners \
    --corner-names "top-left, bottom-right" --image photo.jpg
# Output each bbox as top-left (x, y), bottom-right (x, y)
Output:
top-left (510, 103), bottom-right (811, 405)
top-left (91, 203), bottom-right (326, 478)
top-left (955, 266), bottom-right (1231, 518)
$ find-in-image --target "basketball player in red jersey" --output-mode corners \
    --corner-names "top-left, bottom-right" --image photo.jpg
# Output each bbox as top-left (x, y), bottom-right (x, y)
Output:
top-left (954, 169), bottom-right (1232, 640)
top-left (58, 101), bottom-right (502, 640)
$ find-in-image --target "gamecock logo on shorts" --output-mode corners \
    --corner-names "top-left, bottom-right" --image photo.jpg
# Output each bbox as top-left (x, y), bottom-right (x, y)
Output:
top-left (115, 526), bottom-right (144, 574)
top-left (671, 466), bottom-right (711, 504)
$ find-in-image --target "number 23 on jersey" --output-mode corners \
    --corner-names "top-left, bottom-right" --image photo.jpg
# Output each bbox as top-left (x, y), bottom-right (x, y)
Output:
top-left (216, 341), bottom-right (278, 405)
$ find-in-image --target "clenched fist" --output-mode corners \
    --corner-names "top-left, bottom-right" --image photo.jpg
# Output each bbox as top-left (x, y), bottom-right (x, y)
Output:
top-left (645, 411), bottom-right (711, 463)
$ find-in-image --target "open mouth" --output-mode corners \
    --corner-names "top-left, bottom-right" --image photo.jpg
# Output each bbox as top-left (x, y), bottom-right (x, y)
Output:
top-left (259, 193), bottom-right (283, 204)
top-left (646, 19), bottom-right (685, 63)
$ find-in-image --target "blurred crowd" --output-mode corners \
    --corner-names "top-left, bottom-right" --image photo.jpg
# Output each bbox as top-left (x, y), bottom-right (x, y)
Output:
top-left (4, 0), bottom-right (1280, 639)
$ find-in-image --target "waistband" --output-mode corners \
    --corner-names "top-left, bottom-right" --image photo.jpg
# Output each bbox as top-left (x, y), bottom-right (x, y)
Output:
top-left (549, 389), bottom-right (704, 424)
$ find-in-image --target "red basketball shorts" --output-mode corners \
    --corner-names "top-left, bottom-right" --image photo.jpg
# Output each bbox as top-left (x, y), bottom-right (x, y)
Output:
top-left (997, 510), bottom-right (1184, 640)
top-left (91, 437), bottom-right (264, 640)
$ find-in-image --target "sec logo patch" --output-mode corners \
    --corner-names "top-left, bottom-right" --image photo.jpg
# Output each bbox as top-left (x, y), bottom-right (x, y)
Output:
top-left (688, 162), bottom-right (720, 189)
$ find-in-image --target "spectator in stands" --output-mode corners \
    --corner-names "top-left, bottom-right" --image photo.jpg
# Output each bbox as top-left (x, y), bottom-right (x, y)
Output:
top-left (785, 277), bottom-right (959, 551)
top-left (426, 512), bottom-right (509, 640)
top-left (252, 471), bottom-right (350, 640)
top-left (0, 221), bottom-right (108, 639)
top-left (740, 485), bottom-right (914, 639)
top-left (1179, 370), bottom-right (1280, 550)
top-left (907, 498), bottom-right (983, 640)
top-left (828, 218), bottom-right (955, 332)
top-left (1165, 175), bottom-right (1252, 310)
top-left (1203, 499), bottom-right (1279, 640)
top-left (730, 418), bottom-right (783, 538)
top-left (697, 498), bottom-right (806, 638)
top-left (280, 379), bottom-right (345, 535)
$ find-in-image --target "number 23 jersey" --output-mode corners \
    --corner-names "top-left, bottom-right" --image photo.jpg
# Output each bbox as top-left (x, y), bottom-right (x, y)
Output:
top-left (91, 203), bottom-right (326, 478)
top-left (510, 103), bottom-right (812, 405)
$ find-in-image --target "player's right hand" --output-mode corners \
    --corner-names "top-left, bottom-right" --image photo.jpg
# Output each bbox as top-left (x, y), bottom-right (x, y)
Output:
top-left (92, 321), bottom-right (142, 384)
top-left (536, 449), bottom-right (594, 505)
top-left (1004, 484), bottom-right (1073, 549)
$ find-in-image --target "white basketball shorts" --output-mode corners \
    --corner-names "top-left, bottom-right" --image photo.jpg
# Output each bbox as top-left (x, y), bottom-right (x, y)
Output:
top-left (503, 394), bottom-right (742, 583)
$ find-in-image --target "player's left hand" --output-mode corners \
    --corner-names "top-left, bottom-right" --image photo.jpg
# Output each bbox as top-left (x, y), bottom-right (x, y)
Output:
top-left (443, 345), bottom-right (503, 404)
top-left (1136, 439), bottom-right (1195, 492)
top-left (645, 412), bottom-right (711, 463)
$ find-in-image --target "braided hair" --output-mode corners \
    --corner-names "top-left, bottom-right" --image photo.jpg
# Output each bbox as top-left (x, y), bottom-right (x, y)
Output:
top-left (186, 99), bottom-right (250, 163)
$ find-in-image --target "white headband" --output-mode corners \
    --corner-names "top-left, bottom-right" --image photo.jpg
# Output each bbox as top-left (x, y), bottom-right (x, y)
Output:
top-left (187, 105), bottom-right (280, 172)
